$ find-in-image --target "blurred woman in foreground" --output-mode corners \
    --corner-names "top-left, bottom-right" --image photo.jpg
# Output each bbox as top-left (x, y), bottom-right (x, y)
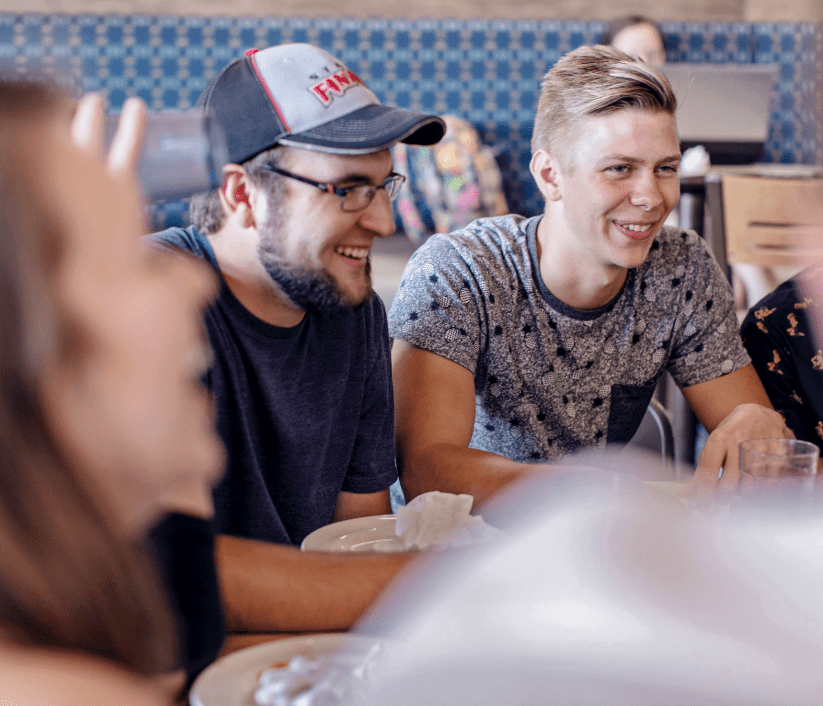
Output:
top-left (0, 77), bottom-right (223, 704)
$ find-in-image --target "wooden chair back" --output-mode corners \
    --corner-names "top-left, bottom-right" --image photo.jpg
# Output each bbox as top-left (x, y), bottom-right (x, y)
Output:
top-left (721, 173), bottom-right (823, 267)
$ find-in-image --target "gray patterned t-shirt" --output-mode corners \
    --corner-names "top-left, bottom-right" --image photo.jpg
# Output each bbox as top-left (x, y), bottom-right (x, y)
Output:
top-left (388, 214), bottom-right (750, 462)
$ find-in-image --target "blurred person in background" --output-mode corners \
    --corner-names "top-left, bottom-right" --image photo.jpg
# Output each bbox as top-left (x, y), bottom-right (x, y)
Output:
top-left (0, 78), bottom-right (224, 703)
top-left (393, 114), bottom-right (509, 246)
top-left (602, 15), bottom-right (667, 66)
top-left (389, 45), bottom-right (790, 511)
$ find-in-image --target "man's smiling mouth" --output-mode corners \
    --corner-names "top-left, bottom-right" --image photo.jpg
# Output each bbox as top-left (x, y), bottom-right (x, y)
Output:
top-left (335, 246), bottom-right (369, 260)
top-left (617, 222), bottom-right (653, 233)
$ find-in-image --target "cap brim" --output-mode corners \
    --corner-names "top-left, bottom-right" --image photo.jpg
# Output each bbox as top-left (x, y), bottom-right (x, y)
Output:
top-left (277, 104), bottom-right (446, 155)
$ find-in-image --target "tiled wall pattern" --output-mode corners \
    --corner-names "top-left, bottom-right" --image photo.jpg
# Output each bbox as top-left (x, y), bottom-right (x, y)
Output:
top-left (1, 14), bottom-right (820, 227)
top-left (2, 0), bottom-right (822, 24)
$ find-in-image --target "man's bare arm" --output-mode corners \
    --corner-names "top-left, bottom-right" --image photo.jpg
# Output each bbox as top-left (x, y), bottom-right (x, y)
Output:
top-left (393, 341), bottom-right (551, 508)
top-left (215, 535), bottom-right (413, 633)
top-left (682, 363), bottom-right (792, 500)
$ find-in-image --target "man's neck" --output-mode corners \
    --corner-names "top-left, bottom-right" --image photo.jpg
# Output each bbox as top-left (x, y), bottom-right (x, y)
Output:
top-left (535, 211), bottom-right (628, 311)
top-left (207, 226), bottom-right (306, 328)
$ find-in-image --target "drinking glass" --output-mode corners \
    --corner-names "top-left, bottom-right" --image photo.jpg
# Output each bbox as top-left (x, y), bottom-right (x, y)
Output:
top-left (739, 438), bottom-right (819, 490)
top-left (106, 109), bottom-right (227, 202)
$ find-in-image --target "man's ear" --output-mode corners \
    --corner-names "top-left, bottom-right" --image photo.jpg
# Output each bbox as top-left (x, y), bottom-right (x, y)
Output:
top-left (218, 164), bottom-right (256, 228)
top-left (530, 149), bottom-right (563, 202)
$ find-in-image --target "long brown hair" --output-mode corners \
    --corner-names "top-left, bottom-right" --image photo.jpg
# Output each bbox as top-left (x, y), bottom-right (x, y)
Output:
top-left (0, 77), bottom-right (178, 675)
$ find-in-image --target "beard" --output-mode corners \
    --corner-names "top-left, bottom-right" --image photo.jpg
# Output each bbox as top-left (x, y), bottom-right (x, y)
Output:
top-left (257, 208), bottom-right (373, 314)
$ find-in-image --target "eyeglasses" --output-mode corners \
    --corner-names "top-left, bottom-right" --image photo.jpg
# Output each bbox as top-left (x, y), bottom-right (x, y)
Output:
top-left (257, 164), bottom-right (406, 212)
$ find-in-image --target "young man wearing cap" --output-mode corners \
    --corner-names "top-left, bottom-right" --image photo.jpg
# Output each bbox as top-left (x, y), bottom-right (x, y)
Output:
top-left (389, 44), bottom-right (790, 509)
top-left (152, 44), bottom-right (445, 636)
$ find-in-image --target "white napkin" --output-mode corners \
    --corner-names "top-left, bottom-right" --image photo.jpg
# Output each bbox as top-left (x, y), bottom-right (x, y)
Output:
top-left (255, 641), bottom-right (386, 706)
top-left (394, 491), bottom-right (503, 550)
top-left (679, 144), bottom-right (711, 176)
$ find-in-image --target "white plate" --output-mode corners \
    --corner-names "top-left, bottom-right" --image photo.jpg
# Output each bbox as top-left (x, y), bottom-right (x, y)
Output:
top-left (301, 486), bottom-right (689, 553)
top-left (189, 633), bottom-right (377, 706)
top-left (301, 515), bottom-right (405, 553)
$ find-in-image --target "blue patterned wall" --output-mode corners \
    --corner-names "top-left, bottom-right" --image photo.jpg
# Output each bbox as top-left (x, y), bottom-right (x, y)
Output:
top-left (1, 14), bottom-right (819, 228)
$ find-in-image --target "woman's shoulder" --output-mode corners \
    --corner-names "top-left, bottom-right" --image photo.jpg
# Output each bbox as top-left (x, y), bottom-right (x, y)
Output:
top-left (0, 644), bottom-right (166, 706)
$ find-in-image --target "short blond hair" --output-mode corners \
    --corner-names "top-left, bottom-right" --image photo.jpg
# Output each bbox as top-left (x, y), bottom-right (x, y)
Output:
top-left (531, 44), bottom-right (677, 169)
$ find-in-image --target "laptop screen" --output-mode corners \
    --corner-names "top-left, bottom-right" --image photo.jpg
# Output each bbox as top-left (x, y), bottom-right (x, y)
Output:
top-left (661, 64), bottom-right (777, 164)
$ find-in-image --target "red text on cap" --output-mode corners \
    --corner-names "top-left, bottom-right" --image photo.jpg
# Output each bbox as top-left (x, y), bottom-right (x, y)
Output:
top-left (310, 70), bottom-right (364, 105)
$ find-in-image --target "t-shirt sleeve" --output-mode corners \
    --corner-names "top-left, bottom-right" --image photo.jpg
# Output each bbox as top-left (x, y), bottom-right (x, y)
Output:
top-left (388, 236), bottom-right (485, 375)
top-left (341, 296), bottom-right (399, 494)
top-left (664, 235), bottom-right (751, 387)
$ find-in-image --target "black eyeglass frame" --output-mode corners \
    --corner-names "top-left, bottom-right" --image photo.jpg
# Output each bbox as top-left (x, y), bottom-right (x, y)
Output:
top-left (256, 164), bottom-right (406, 212)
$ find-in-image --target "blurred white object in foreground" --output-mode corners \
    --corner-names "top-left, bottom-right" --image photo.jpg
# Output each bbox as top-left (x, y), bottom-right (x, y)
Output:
top-left (352, 451), bottom-right (823, 706)
top-left (395, 491), bottom-right (503, 550)
top-left (254, 639), bottom-right (386, 706)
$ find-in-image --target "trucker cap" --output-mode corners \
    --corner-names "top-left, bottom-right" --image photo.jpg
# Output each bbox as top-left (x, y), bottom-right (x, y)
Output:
top-left (197, 43), bottom-right (446, 165)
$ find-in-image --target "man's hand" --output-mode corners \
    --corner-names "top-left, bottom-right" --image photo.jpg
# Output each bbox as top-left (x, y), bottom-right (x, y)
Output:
top-left (688, 403), bottom-right (793, 503)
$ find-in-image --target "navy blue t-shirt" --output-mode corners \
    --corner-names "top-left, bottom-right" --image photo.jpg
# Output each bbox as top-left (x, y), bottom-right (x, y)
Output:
top-left (153, 227), bottom-right (397, 545)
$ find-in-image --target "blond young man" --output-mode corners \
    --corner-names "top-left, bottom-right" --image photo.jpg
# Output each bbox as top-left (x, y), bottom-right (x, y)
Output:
top-left (390, 45), bottom-right (790, 508)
